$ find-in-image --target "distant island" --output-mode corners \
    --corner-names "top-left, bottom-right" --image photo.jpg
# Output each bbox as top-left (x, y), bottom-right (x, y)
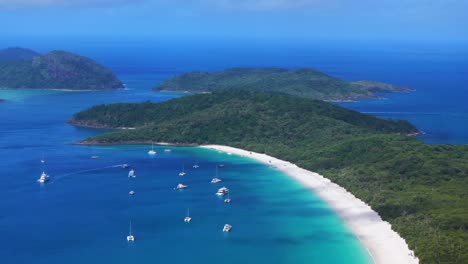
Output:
top-left (69, 90), bottom-right (467, 264)
top-left (154, 68), bottom-right (412, 101)
top-left (0, 47), bottom-right (124, 90)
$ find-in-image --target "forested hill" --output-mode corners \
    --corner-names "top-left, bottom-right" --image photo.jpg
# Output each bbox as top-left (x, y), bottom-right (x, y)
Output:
top-left (0, 47), bottom-right (39, 63)
top-left (0, 47), bottom-right (124, 90)
top-left (70, 91), bottom-right (467, 264)
top-left (154, 68), bottom-right (411, 101)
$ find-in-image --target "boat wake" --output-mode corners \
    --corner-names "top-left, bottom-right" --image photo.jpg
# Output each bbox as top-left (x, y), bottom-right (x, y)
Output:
top-left (50, 164), bottom-right (127, 183)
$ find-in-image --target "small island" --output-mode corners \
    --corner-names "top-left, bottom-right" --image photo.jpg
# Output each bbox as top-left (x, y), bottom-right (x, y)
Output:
top-left (154, 68), bottom-right (412, 101)
top-left (0, 47), bottom-right (124, 90)
top-left (69, 90), bottom-right (467, 264)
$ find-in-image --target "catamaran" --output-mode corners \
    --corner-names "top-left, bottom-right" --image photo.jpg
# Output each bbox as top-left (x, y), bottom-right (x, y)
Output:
top-left (128, 169), bottom-right (136, 178)
top-left (148, 142), bottom-right (156, 155)
top-left (37, 171), bottom-right (49, 183)
top-left (127, 220), bottom-right (135, 242)
top-left (223, 224), bottom-right (232, 232)
top-left (179, 164), bottom-right (186, 176)
top-left (184, 208), bottom-right (192, 222)
top-left (216, 187), bottom-right (229, 196)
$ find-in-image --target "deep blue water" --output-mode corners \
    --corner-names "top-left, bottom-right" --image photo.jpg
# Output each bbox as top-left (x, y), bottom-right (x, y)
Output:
top-left (0, 39), bottom-right (466, 263)
top-left (0, 87), bottom-right (370, 263)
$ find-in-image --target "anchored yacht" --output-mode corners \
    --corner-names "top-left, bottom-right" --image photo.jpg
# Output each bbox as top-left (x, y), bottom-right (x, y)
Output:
top-left (216, 187), bottom-right (229, 196)
top-left (176, 183), bottom-right (188, 189)
top-left (127, 221), bottom-right (135, 242)
top-left (224, 193), bottom-right (231, 203)
top-left (148, 142), bottom-right (156, 155)
top-left (211, 177), bottom-right (222, 183)
top-left (223, 224), bottom-right (232, 232)
top-left (37, 171), bottom-right (49, 183)
top-left (179, 164), bottom-right (186, 176)
top-left (184, 208), bottom-right (192, 222)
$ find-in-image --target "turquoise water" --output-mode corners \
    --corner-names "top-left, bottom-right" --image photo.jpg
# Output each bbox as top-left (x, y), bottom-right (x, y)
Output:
top-left (0, 87), bottom-right (371, 263)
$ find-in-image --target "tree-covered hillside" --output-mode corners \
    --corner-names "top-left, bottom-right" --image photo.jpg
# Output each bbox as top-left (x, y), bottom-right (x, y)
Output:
top-left (0, 47), bottom-right (39, 63)
top-left (0, 47), bottom-right (124, 90)
top-left (70, 91), bottom-right (467, 264)
top-left (154, 68), bottom-right (411, 101)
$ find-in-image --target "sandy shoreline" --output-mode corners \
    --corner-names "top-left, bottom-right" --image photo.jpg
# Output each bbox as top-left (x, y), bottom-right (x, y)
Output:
top-left (201, 144), bottom-right (419, 264)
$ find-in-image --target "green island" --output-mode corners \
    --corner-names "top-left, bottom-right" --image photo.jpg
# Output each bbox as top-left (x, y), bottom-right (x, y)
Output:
top-left (69, 91), bottom-right (467, 264)
top-left (0, 47), bottom-right (124, 90)
top-left (154, 68), bottom-right (412, 101)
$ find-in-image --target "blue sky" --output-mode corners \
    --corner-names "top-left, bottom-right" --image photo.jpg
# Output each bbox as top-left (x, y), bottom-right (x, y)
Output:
top-left (1, 0), bottom-right (467, 43)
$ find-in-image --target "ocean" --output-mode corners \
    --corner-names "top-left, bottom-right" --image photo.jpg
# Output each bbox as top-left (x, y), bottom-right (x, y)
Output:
top-left (0, 39), bottom-right (466, 263)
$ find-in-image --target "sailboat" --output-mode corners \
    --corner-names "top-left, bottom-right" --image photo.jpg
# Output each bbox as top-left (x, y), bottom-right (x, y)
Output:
top-left (192, 161), bottom-right (199, 169)
top-left (178, 164), bottom-right (186, 176)
top-left (148, 142), bottom-right (156, 155)
top-left (40, 153), bottom-right (46, 164)
top-left (128, 169), bottom-right (136, 178)
top-left (127, 220), bottom-right (135, 241)
top-left (184, 208), bottom-right (192, 222)
top-left (211, 166), bottom-right (222, 183)
top-left (224, 192), bottom-right (231, 203)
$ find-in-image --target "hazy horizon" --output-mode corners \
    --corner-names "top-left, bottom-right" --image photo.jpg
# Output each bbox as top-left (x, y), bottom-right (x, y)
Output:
top-left (1, 0), bottom-right (467, 45)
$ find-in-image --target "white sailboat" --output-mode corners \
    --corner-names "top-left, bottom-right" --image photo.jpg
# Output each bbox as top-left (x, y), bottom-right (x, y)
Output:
top-left (224, 192), bottom-right (231, 203)
top-left (40, 153), bottom-right (46, 164)
top-left (128, 169), bottom-right (136, 178)
top-left (211, 166), bottom-right (222, 183)
top-left (148, 142), bottom-right (156, 155)
top-left (184, 208), bottom-right (192, 222)
top-left (129, 190), bottom-right (135, 195)
top-left (127, 220), bottom-right (135, 242)
top-left (178, 164), bottom-right (186, 176)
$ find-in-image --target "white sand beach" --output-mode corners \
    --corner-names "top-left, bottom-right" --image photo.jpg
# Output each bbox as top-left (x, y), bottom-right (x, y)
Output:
top-left (201, 145), bottom-right (419, 264)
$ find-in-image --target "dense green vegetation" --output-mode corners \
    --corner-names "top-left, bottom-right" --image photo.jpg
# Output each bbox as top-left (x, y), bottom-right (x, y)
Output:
top-left (70, 91), bottom-right (467, 264)
top-left (154, 68), bottom-right (411, 101)
top-left (0, 47), bottom-right (124, 90)
top-left (0, 47), bottom-right (39, 63)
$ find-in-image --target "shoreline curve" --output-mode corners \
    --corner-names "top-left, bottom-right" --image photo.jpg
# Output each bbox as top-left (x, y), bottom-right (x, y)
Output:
top-left (201, 144), bottom-right (419, 264)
